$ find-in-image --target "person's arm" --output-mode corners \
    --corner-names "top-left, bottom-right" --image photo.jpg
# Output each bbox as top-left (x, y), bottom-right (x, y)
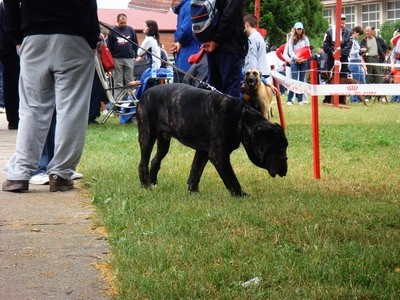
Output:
top-left (282, 43), bottom-right (291, 63)
top-left (3, 0), bottom-right (22, 45)
top-left (73, 0), bottom-right (99, 49)
top-left (244, 36), bottom-right (257, 70)
top-left (340, 30), bottom-right (353, 57)
top-left (136, 36), bottom-right (152, 59)
top-left (380, 38), bottom-right (388, 55)
top-left (361, 57), bottom-right (368, 75)
top-left (323, 29), bottom-right (334, 57)
top-left (130, 28), bottom-right (139, 56)
top-left (391, 42), bottom-right (400, 66)
top-left (276, 44), bottom-right (286, 62)
top-left (212, 0), bottom-right (241, 44)
top-left (174, 2), bottom-right (194, 46)
top-left (288, 37), bottom-right (296, 60)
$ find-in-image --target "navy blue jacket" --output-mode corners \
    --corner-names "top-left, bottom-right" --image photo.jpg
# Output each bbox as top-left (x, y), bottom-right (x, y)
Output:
top-left (107, 25), bottom-right (138, 59)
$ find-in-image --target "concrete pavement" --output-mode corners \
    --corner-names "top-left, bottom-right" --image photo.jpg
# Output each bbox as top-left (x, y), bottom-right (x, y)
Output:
top-left (0, 113), bottom-right (112, 299)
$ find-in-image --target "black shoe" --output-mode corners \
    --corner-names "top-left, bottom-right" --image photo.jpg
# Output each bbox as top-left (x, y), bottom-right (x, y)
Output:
top-left (2, 179), bottom-right (29, 192)
top-left (88, 120), bottom-right (99, 125)
top-left (49, 174), bottom-right (74, 192)
top-left (8, 123), bottom-right (18, 130)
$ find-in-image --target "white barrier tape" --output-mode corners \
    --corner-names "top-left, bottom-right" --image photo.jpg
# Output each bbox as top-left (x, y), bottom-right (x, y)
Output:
top-left (271, 70), bottom-right (400, 96)
top-left (343, 61), bottom-right (399, 67)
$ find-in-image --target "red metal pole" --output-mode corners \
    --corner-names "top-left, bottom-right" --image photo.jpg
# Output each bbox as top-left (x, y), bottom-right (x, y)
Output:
top-left (254, 0), bottom-right (260, 28)
top-left (333, 0), bottom-right (343, 106)
top-left (271, 67), bottom-right (286, 131)
top-left (310, 60), bottom-right (321, 179)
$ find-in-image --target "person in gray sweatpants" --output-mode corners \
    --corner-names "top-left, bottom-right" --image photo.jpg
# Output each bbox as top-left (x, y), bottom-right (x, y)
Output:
top-left (2, 0), bottom-right (99, 192)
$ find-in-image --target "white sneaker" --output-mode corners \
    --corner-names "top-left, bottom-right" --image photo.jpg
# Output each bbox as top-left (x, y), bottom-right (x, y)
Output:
top-left (71, 171), bottom-right (83, 180)
top-left (287, 101), bottom-right (293, 106)
top-left (298, 101), bottom-right (304, 105)
top-left (29, 173), bottom-right (49, 185)
top-left (102, 109), bottom-right (109, 115)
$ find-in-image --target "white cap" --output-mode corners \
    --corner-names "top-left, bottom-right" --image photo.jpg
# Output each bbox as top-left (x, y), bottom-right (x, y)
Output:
top-left (341, 14), bottom-right (347, 19)
top-left (294, 22), bottom-right (304, 29)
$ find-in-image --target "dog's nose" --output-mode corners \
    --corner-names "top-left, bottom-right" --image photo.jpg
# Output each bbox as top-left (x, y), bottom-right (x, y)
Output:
top-left (248, 77), bottom-right (256, 84)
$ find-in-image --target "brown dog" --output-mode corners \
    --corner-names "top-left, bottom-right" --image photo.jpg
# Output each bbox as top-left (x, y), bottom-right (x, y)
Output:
top-left (321, 71), bottom-right (367, 105)
top-left (244, 69), bottom-right (277, 120)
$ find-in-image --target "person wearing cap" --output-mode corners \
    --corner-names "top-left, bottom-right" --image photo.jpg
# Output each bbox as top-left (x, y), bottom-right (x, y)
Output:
top-left (287, 21), bottom-right (310, 105)
top-left (322, 14), bottom-right (353, 104)
top-left (360, 25), bottom-right (388, 101)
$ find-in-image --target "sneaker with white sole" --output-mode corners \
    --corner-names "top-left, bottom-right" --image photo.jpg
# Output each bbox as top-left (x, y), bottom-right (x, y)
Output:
top-left (71, 171), bottom-right (83, 180)
top-left (29, 173), bottom-right (50, 185)
top-left (287, 101), bottom-right (293, 106)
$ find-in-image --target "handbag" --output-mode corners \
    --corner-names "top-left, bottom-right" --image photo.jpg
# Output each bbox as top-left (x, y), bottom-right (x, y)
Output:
top-left (294, 46), bottom-right (311, 60)
top-left (99, 38), bottom-right (114, 72)
top-left (134, 58), bottom-right (152, 78)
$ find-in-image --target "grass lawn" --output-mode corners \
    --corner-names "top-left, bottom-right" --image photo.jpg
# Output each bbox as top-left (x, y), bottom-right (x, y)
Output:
top-left (80, 100), bottom-right (400, 299)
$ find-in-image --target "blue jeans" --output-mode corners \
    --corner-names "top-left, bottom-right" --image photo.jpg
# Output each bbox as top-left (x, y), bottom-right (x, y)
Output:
top-left (32, 112), bottom-right (56, 175)
top-left (348, 60), bottom-right (366, 102)
top-left (390, 95), bottom-right (400, 102)
top-left (290, 61), bottom-right (307, 102)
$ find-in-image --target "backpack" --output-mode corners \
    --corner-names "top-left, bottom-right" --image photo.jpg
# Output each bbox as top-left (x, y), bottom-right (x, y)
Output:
top-left (190, 0), bottom-right (220, 42)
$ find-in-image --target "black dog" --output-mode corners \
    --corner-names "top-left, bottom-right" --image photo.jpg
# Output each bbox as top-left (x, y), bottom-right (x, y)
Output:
top-left (137, 83), bottom-right (288, 197)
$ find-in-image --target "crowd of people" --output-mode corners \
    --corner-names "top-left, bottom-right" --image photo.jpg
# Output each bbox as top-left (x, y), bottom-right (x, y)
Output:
top-left (1, 0), bottom-right (399, 193)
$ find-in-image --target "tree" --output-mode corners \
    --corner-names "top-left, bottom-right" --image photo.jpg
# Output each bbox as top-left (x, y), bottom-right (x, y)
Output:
top-left (246, 0), bottom-right (328, 48)
top-left (380, 20), bottom-right (400, 47)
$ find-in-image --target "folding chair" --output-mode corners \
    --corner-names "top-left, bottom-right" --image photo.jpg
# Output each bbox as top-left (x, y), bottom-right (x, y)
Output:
top-left (94, 54), bottom-right (142, 124)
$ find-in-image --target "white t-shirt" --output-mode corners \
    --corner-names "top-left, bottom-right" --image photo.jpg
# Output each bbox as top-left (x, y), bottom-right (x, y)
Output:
top-left (137, 35), bottom-right (161, 69)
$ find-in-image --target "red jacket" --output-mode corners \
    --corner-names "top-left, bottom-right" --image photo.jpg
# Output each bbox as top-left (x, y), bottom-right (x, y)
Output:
top-left (276, 43), bottom-right (287, 62)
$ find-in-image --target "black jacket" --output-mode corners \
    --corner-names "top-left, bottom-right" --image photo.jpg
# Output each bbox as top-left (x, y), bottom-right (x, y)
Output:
top-left (360, 36), bottom-right (388, 63)
top-left (3, 0), bottom-right (99, 49)
top-left (323, 26), bottom-right (353, 59)
top-left (213, 0), bottom-right (248, 58)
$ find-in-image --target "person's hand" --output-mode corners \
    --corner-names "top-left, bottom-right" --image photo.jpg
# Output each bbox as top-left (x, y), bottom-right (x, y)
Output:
top-left (360, 47), bottom-right (367, 53)
top-left (296, 57), bottom-right (306, 64)
top-left (202, 41), bottom-right (218, 54)
top-left (170, 42), bottom-right (181, 54)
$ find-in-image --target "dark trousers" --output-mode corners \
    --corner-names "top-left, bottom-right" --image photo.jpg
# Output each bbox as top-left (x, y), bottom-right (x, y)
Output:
top-left (207, 51), bottom-right (243, 98)
top-left (0, 54), bottom-right (20, 127)
top-left (365, 56), bottom-right (383, 84)
top-left (323, 55), bottom-right (348, 104)
top-left (89, 71), bottom-right (107, 123)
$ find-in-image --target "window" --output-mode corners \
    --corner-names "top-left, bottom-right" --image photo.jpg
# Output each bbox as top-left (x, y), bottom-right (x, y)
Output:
top-left (361, 3), bottom-right (380, 29)
top-left (342, 6), bottom-right (355, 29)
top-left (387, 1), bottom-right (400, 23)
top-left (323, 8), bottom-right (333, 26)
